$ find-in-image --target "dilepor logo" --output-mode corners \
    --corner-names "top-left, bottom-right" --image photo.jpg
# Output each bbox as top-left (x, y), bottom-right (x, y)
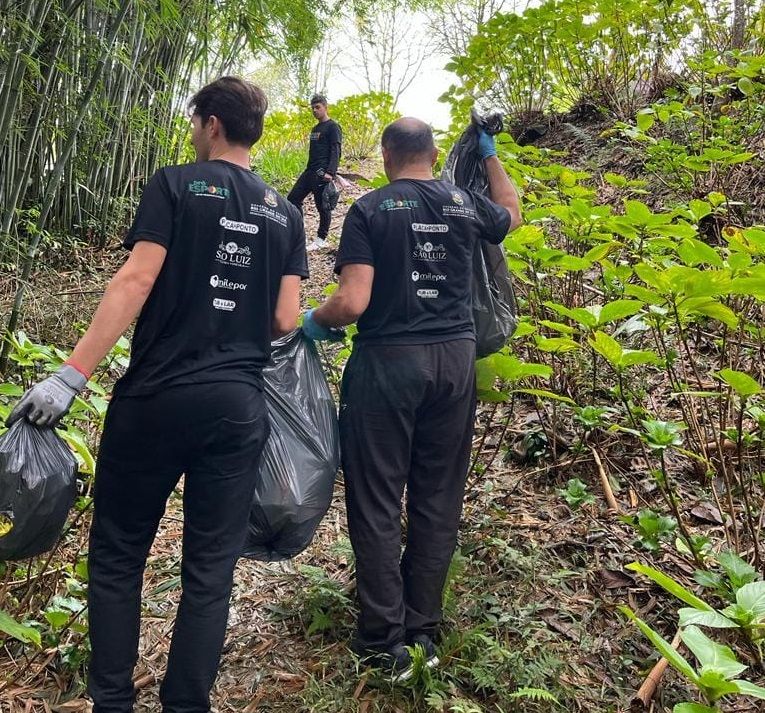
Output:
top-left (188, 180), bottom-right (230, 199)
top-left (412, 241), bottom-right (447, 262)
top-left (209, 275), bottom-right (247, 291)
top-left (219, 216), bottom-right (259, 234)
top-left (213, 298), bottom-right (236, 312)
top-left (411, 270), bottom-right (446, 283)
top-left (264, 189), bottom-right (278, 208)
top-left (416, 289), bottom-right (439, 299)
top-left (378, 198), bottom-right (419, 212)
top-left (216, 241), bottom-right (251, 268)
top-left (412, 223), bottom-right (448, 233)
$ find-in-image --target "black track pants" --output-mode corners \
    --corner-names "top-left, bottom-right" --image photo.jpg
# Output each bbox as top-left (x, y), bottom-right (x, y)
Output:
top-left (287, 169), bottom-right (331, 240)
top-left (339, 339), bottom-right (477, 651)
top-left (87, 382), bottom-right (269, 713)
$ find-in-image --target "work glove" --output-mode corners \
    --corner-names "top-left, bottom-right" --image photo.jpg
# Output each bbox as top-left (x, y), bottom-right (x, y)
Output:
top-left (302, 309), bottom-right (345, 342)
top-left (477, 129), bottom-right (497, 160)
top-left (6, 364), bottom-right (87, 427)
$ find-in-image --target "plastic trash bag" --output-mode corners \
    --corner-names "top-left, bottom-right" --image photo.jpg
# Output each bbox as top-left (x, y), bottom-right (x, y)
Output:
top-left (321, 179), bottom-right (340, 212)
top-left (0, 420), bottom-right (77, 561)
top-left (441, 110), bottom-right (518, 358)
top-left (242, 330), bottom-right (339, 561)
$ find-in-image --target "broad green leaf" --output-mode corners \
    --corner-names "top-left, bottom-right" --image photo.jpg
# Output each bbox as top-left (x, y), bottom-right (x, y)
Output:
top-left (735, 581), bottom-right (765, 618)
top-left (677, 239), bottom-right (723, 268)
top-left (626, 562), bottom-right (713, 611)
top-left (589, 331), bottom-right (622, 366)
top-left (624, 284), bottom-right (665, 305)
top-left (0, 384), bottom-right (23, 396)
top-left (491, 355), bottom-right (552, 382)
top-left (681, 626), bottom-right (747, 679)
top-left (0, 609), bottom-right (41, 647)
top-left (732, 679), bottom-right (765, 699)
top-left (634, 264), bottom-right (672, 293)
top-left (681, 299), bottom-right (738, 329)
top-left (718, 369), bottom-right (762, 397)
top-left (44, 610), bottom-right (70, 630)
top-left (673, 703), bottom-right (718, 713)
top-left (59, 428), bottom-right (95, 474)
top-left (539, 319), bottom-right (576, 335)
top-left (678, 608), bottom-right (738, 629)
top-left (695, 669), bottom-right (742, 697)
top-left (729, 277), bottom-right (765, 301)
top-left (620, 606), bottom-right (699, 684)
top-left (584, 241), bottom-right (619, 262)
top-left (689, 200), bottom-right (712, 221)
top-left (716, 551), bottom-right (757, 590)
top-left (535, 336), bottom-right (581, 353)
top-left (598, 300), bottom-right (643, 325)
top-left (636, 109), bottom-right (655, 131)
top-left (738, 77), bottom-right (755, 95)
top-left (619, 349), bottom-right (660, 368)
top-left (625, 200), bottom-right (653, 225)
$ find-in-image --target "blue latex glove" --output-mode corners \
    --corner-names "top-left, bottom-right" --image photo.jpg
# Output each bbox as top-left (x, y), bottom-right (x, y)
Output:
top-left (302, 309), bottom-right (345, 342)
top-left (477, 129), bottom-right (497, 160)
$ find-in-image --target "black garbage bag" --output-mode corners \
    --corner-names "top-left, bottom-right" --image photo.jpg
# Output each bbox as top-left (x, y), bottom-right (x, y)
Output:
top-left (321, 179), bottom-right (340, 212)
top-left (0, 420), bottom-right (77, 561)
top-left (441, 110), bottom-right (519, 358)
top-left (242, 330), bottom-right (339, 561)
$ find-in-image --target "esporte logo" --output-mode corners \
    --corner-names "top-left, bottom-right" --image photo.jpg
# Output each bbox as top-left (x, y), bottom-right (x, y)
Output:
top-left (210, 275), bottom-right (247, 291)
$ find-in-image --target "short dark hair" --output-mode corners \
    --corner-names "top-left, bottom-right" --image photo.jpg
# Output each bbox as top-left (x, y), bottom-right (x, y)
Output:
top-left (310, 93), bottom-right (327, 106)
top-left (189, 77), bottom-right (268, 147)
top-left (381, 118), bottom-right (435, 166)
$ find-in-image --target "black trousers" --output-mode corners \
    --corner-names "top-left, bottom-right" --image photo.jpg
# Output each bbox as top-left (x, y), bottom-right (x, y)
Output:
top-left (339, 339), bottom-right (477, 651)
top-left (87, 382), bottom-right (269, 713)
top-left (287, 169), bottom-right (331, 240)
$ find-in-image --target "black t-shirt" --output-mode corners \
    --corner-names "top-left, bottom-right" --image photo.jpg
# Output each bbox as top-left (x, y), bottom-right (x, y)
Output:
top-left (115, 159), bottom-right (308, 396)
top-left (335, 178), bottom-right (510, 344)
top-left (307, 119), bottom-right (342, 175)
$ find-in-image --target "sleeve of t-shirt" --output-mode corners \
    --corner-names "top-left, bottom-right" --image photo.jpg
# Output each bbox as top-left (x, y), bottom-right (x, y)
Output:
top-left (334, 202), bottom-right (373, 274)
top-left (472, 191), bottom-right (512, 245)
top-left (123, 169), bottom-right (174, 250)
top-left (284, 216), bottom-right (309, 278)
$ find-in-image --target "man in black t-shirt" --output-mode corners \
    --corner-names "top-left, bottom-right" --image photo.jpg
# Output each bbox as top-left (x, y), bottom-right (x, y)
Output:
top-left (302, 118), bottom-right (522, 680)
top-left (8, 77), bottom-right (308, 713)
top-left (287, 93), bottom-right (342, 251)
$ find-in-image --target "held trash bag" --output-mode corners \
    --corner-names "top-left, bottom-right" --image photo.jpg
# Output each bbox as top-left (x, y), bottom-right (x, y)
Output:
top-left (441, 109), bottom-right (519, 358)
top-left (321, 179), bottom-right (340, 213)
top-left (0, 420), bottom-right (77, 561)
top-left (242, 329), bottom-right (340, 561)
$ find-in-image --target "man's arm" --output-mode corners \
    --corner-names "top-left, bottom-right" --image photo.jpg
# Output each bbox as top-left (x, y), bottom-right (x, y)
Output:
top-left (68, 241), bottom-right (167, 376)
top-left (325, 124), bottom-right (341, 178)
top-left (273, 275), bottom-right (302, 337)
top-left (485, 156), bottom-right (522, 231)
top-left (313, 264), bottom-right (374, 328)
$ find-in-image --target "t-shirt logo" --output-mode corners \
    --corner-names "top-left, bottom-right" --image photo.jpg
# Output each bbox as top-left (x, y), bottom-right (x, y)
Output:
top-left (310, 132), bottom-right (321, 141)
top-left (264, 190), bottom-right (278, 208)
top-left (219, 216), bottom-right (259, 234)
top-left (378, 198), bottom-right (419, 212)
top-left (188, 180), bottom-right (230, 199)
top-left (452, 191), bottom-right (464, 205)
top-left (216, 240), bottom-right (252, 268)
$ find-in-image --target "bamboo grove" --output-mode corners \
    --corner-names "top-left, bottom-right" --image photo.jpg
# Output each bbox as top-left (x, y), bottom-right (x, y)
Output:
top-left (0, 0), bottom-right (326, 366)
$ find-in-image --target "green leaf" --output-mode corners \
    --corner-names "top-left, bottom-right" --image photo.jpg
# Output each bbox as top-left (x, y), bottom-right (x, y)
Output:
top-left (620, 606), bottom-right (699, 685)
top-left (625, 200), bottom-right (653, 225)
top-left (718, 368), bottom-right (762, 398)
top-left (59, 427), bottom-right (95, 474)
top-left (732, 679), bottom-right (765, 699)
top-left (678, 608), bottom-right (738, 629)
top-left (689, 200), bottom-right (713, 221)
top-left (589, 331), bottom-right (622, 366)
top-left (535, 336), bottom-right (581, 353)
top-left (620, 349), bottom-right (660, 368)
top-left (514, 388), bottom-right (576, 405)
top-left (677, 239), bottom-right (723, 268)
top-left (636, 109), bottom-right (655, 131)
top-left (729, 277), bottom-right (765, 301)
top-left (681, 299), bottom-right (739, 328)
top-left (626, 562), bottom-right (713, 611)
top-left (716, 551), bottom-right (757, 590)
top-left (735, 581), bottom-right (765, 619)
top-left (673, 703), bottom-right (718, 713)
top-left (44, 609), bottom-right (70, 630)
top-left (696, 669), bottom-right (742, 698)
top-left (0, 384), bottom-right (23, 396)
top-left (598, 300), bottom-right (643, 325)
top-left (681, 625), bottom-right (747, 679)
top-left (0, 609), bottom-right (41, 647)
top-left (738, 77), bottom-right (755, 95)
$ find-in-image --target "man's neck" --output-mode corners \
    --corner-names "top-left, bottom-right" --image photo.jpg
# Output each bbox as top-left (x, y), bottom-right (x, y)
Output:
top-left (318, 116), bottom-right (330, 123)
top-left (206, 145), bottom-right (251, 170)
top-left (388, 166), bottom-right (434, 181)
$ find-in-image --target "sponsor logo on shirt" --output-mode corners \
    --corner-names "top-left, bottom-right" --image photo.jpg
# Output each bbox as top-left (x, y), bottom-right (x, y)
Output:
top-left (310, 132), bottom-right (321, 141)
top-left (213, 298), bottom-right (236, 311)
top-left (209, 275), bottom-right (247, 291)
top-left (412, 241), bottom-right (447, 262)
top-left (188, 180), bottom-right (230, 199)
top-left (452, 190), bottom-right (464, 205)
top-left (411, 270), bottom-right (447, 283)
top-left (216, 241), bottom-right (251, 268)
top-left (219, 216), bottom-right (259, 234)
top-left (264, 190), bottom-right (278, 208)
top-left (378, 198), bottom-right (419, 212)
top-left (412, 223), bottom-right (449, 233)
top-left (250, 203), bottom-right (287, 227)
top-left (416, 289), bottom-right (439, 299)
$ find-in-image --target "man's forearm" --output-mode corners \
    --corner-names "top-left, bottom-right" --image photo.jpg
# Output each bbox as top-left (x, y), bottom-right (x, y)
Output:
top-left (314, 292), bottom-right (359, 328)
top-left (485, 156), bottom-right (522, 229)
top-left (68, 272), bottom-right (154, 376)
top-left (327, 144), bottom-right (340, 176)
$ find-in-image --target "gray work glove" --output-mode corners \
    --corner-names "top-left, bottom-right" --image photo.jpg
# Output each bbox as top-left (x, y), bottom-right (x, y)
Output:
top-left (6, 364), bottom-right (87, 427)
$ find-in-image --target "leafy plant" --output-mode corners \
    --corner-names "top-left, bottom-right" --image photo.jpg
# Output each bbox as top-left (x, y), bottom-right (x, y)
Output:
top-left (557, 478), bottom-right (595, 509)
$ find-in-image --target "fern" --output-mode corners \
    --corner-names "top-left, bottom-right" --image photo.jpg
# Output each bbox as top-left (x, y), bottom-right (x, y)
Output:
top-left (508, 687), bottom-right (560, 704)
